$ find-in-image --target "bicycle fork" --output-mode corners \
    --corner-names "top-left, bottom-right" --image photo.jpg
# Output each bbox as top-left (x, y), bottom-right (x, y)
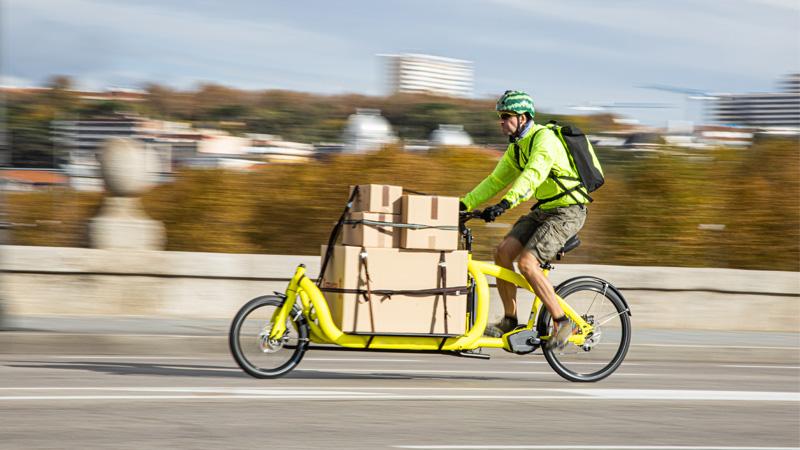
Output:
top-left (268, 265), bottom-right (306, 340)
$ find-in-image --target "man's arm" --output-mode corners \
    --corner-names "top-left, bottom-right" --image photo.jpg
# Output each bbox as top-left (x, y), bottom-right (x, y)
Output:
top-left (460, 149), bottom-right (520, 211)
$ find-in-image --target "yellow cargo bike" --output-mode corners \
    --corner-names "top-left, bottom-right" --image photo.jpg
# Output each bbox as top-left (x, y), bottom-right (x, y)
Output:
top-left (229, 196), bottom-right (632, 382)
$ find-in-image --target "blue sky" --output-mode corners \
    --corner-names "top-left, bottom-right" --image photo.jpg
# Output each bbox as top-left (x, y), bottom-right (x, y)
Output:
top-left (3, 0), bottom-right (799, 125)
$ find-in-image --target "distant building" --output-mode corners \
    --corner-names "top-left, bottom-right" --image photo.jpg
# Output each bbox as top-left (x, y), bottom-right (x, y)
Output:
top-left (695, 125), bottom-right (755, 147)
top-left (1, 169), bottom-right (68, 191)
top-left (52, 115), bottom-right (188, 190)
top-left (381, 53), bottom-right (473, 98)
top-left (342, 109), bottom-right (398, 153)
top-left (245, 134), bottom-right (315, 163)
top-left (711, 74), bottom-right (800, 129)
top-left (429, 125), bottom-right (473, 147)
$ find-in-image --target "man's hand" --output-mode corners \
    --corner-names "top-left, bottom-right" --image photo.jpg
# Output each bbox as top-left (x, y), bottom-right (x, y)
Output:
top-left (481, 199), bottom-right (510, 222)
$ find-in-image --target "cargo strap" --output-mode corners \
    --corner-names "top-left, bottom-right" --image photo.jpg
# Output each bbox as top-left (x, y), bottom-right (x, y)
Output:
top-left (319, 286), bottom-right (468, 298)
top-left (358, 247), bottom-right (377, 333)
top-left (318, 186), bottom-right (360, 288)
top-left (343, 219), bottom-right (458, 231)
top-left (437, 251), bottom-right (449, 335)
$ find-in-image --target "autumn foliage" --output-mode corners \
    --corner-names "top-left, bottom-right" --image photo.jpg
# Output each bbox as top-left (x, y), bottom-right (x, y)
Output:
top-left (6, 138), bottom-right (799, 271)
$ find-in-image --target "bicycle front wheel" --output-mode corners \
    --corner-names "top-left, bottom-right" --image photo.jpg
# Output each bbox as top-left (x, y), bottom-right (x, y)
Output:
top-left (537, 278), bottom-right (631, 382)
top-left (229, 296), bottom-right (309, 379)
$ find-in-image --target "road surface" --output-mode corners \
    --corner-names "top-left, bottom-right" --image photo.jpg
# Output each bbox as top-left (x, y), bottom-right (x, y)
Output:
top-left (1, 328), bottom-right (798, 450)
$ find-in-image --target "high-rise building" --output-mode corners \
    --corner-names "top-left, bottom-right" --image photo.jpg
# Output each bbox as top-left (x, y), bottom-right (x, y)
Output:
top-left (381, 53), bottom-right (473, 98)
top-left (52, 115), bottom-right (196, 190)
top-left (711, 74), bottom-right (800, 129)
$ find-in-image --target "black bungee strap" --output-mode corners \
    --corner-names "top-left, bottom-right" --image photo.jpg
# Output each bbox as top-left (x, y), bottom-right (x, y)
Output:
top-left (317, 186), bottom-right (360, 288)
top-left (438, 251), bottom-right (449, 335)
top-left (320, 286), bottom-right (468, 298)
top-left (343, 218), bottom-right (458, 231)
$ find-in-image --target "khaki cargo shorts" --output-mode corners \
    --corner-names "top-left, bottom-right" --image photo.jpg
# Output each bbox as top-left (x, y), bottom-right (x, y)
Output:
top-left (506, 205), bottom-right (587, 262)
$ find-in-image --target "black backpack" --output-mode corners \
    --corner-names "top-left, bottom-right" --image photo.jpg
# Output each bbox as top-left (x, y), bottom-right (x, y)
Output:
top-left (529, 121), bottom-right (604, 206)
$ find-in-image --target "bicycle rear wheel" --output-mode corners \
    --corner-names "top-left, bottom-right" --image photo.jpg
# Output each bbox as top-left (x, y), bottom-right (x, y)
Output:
top-left (537, 278), bottom-right (631, 382)
top-left (229, 296), bottom-right (309, 379)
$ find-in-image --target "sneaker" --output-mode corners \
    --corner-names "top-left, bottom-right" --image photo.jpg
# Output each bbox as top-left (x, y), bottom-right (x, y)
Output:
top-left (547, 316), bottom-right (575, 350)
top-left (484, 315), bottom-right (518, 337)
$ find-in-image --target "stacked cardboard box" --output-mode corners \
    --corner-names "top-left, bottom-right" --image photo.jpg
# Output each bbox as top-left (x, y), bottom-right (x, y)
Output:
top-left (401, 194), bottom-right (460, 250)
top-left (322, 184), bottom-right (468, 335)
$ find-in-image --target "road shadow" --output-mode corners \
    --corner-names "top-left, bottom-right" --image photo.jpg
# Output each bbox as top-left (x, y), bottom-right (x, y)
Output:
top-left (5, 361), bottom-right (508, 381)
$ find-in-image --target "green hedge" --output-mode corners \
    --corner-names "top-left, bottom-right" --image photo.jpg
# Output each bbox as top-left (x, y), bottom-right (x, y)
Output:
top-left (6, 138), bottom-right (799, 271)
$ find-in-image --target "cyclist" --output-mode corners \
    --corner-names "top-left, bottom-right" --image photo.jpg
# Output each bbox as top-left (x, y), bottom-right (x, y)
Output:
top-left (460, 90), bottom-right (588, 349)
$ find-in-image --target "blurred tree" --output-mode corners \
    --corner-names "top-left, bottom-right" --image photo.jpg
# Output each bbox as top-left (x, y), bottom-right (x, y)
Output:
top-left (10, 139), bottom-right (798, 271)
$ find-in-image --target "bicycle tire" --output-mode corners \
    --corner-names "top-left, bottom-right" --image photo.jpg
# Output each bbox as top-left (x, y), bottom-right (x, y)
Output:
top-left (537, 278), bottom-right (631, 382)
top-left (229, 295), bottom-right (309, 379)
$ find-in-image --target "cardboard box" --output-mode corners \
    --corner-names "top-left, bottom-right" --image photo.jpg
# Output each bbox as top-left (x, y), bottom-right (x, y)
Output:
top-left (349, 184), bottom-right (402, 214)
top-left (320, 245), bottom-right (468, 335)
top-left (342, 212), bottom-right (400, 248)
top-left (400, 195), bottom-right (460, 250)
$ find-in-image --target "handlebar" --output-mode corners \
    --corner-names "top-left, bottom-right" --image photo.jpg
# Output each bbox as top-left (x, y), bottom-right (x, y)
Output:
top-left (459, 209), bottom-right (483, 224)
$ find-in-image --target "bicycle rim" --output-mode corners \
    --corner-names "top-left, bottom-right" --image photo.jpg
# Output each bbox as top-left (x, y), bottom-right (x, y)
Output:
top-left (230, 296), bottom-right (308, 378)
top-left (539, 280), bottom-right (631, 382)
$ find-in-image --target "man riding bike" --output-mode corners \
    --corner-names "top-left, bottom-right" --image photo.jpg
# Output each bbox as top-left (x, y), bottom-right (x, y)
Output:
top-left (460, 90), bottom-right (589, 349)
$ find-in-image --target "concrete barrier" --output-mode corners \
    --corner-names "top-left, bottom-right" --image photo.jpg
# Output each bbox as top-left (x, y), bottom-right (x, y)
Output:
top-left (1, 245), bottom-right (798, 332)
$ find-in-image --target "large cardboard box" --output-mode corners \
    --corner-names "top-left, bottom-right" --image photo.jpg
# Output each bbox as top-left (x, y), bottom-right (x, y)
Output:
top-left (400, 195), bottom-right (460, 250)
top-left (342, 212), bottom-right (400, 248)
top-left (349, 184), bottom-right (402, 214)
top-left (320, 245), bottom-right (468, 335)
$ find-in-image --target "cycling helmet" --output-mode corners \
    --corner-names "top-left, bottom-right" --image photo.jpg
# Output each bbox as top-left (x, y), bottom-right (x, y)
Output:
top-left (496, 90), bottom-right (535, 117)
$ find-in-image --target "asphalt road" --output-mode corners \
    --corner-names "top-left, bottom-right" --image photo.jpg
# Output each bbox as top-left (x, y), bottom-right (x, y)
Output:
top-left (1, 330), bottom-right (799, 450)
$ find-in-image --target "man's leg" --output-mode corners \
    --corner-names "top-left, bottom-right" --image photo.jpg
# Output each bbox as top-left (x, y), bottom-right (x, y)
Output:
top-left (517, 250), bottom-right (564, 321)
top-left (483, 237), bottom-right (524, 337)
top-left (516, 205), bottom-right (587, 347)
top-left (494, 236), bottom-right (524, 318)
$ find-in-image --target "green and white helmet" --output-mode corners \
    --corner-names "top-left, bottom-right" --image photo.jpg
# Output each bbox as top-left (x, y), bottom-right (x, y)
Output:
top-left (496, 90), bottom-right (535, 117)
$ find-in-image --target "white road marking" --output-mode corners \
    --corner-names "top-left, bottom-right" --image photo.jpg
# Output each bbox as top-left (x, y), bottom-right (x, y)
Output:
top-left (298, 368), bottom-right (653, 376)
top-left (393, 446), bottom-right (800, 449)
top-left (16, 356), bottom-right (213, 360)
top-left (0, 387), bottom-right (796, 402)
top-left (634, 343), bottom-right (799, 350)
top-left (304, 358), bottom-right (423, 362)
top-left (513, 361), bottom-right (646, 366)
top-left (721, 364), bottom-right (799, 370)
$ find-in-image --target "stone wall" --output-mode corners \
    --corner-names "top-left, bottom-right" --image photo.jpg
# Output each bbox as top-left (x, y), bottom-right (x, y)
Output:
top-left (1, 245), bottom-right (798, 331)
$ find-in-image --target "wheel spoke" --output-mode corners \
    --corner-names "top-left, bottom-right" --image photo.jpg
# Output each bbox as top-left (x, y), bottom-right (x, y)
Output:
top-left (595, 309), bottom-right (628, 327)
top-left (541, 279), bottom-right (631, 382)
top-left (229, 296), bottom-right (309, 378)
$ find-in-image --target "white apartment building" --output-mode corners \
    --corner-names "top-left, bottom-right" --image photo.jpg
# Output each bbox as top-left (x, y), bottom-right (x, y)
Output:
top-left (381, 53), bottom-right (473, 98)
top-left (52, 115), bottom-right (203, 190)
top-left (711, 74), bottom-right (800, 129)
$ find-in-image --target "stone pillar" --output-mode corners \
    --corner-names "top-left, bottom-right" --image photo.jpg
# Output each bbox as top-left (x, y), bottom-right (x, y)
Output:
top-left (89, 138), bottom-right (166, 250)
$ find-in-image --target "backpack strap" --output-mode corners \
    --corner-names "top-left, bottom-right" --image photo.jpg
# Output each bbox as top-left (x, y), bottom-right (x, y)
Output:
top-left (516, 127), bottom-right (549, 169)
top-left (529, 124), bottom-right (593, 209)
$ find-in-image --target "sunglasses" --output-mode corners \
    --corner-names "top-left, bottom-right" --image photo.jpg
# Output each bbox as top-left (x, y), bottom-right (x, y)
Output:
top-left (498, 112), bottom-right (517, 120)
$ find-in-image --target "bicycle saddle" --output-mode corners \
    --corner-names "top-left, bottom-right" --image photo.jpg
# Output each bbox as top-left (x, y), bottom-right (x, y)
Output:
top-left (556, 235), bottom-right (581, 260)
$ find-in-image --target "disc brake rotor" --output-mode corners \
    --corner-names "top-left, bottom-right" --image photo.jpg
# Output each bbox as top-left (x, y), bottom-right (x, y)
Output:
top-left (258, 325), bottom-right (287, 353)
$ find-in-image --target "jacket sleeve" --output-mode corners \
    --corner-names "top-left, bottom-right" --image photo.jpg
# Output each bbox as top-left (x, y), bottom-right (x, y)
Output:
top-left (501, 130), bottom-right (560, 208)
top-left (460, 147), bottom-right (520, 211)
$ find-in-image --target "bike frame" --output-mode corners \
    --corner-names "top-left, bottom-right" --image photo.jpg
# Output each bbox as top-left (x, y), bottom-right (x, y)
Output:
top-left (268, 254), bottom-right (593, 353)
